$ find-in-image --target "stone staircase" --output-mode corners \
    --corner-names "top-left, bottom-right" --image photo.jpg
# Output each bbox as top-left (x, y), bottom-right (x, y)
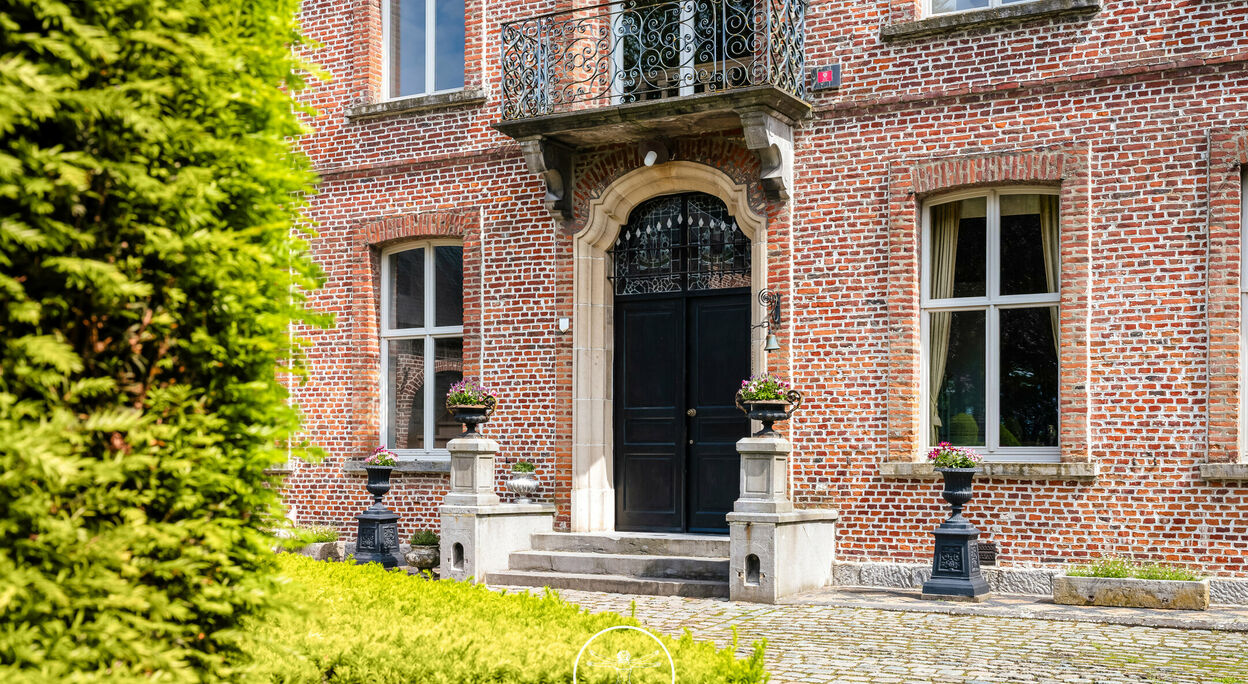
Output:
top-left (487, 531), bottom-right (731, 598)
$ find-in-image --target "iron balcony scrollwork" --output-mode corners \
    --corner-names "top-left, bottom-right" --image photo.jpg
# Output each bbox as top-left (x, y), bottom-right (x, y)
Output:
top-left (500, 0), bottom-right (808, 121)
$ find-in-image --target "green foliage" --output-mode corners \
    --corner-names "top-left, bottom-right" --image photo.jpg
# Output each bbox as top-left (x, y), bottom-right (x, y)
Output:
top-left (511, 460), bottom-right (536, 473)
top-left (738, 373), bottom-right (792, 401)
top-left (274, 525), bottom-right (340, 551)
top-left (1069, 558), bottom-right (1204, 581)
top-left (409, 529), bottom-right (439, 546)
top-left (237, 555), bottom-right (770, 683)
top-left (0, 0), bottom-right (322, 680)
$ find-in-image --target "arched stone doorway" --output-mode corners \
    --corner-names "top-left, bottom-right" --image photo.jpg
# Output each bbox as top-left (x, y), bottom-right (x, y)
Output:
top-left (570, 162), bottom-right (766, 533)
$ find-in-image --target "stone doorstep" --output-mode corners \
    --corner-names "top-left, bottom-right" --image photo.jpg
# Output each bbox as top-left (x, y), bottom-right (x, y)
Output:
top-left (831, 560), bottom-right (1248, 607)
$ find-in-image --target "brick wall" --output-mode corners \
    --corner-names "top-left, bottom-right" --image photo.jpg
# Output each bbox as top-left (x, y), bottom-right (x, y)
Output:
top-left (285, 0), bottom-right (1248, 574)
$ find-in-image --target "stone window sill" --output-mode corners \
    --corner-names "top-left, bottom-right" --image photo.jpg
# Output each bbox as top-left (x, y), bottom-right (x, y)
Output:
top-left (344, 89), bottom-right (487, 121)
top-left (343, 459), bottom-right (451, 475)
top-left (1199, 463), bottom-right (1248, 481)
top-left (879, 461), bottom-right (1098, 481)
top-left (880, 0), bottom-right (1101, 41)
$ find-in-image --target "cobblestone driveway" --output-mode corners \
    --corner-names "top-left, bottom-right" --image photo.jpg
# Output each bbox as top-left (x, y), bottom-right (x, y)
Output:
top-left (556, 590), bottom-right (1248, 684)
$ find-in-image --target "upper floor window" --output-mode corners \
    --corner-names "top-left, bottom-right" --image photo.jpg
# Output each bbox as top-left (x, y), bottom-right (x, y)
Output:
top-left (931, 0), bottom-right (1036, 15)
top-left (380, 243), bottom-right (464, 454)
top-left (922, 189), bottom-right (1060, 462)
top-left (384, 0), bottom-right (465, 99)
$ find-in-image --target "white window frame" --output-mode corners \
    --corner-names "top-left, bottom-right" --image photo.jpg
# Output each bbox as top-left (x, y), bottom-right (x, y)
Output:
top-left (1240, 169), bottom-right (1247, 458)
top-left (920, 186), bottom-right (1061, 463)
top-left (380, 0), bottom-right (465, 101)
top-left (379, 241), bottom-right (464, 457)
top-left (928, 0), bottom-right (1041, 17)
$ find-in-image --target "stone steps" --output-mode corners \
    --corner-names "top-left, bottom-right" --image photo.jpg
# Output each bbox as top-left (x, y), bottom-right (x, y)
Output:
top-left (528, 531), bottom-right (730, 558)
top-left (508, 549), bottom-right (729, 581)
top-left (488, 569), bottom-right (730, 598)
top-left (488, 531), bottom-right (731, 598)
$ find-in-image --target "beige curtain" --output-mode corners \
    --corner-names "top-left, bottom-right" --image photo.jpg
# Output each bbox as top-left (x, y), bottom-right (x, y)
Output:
top-left (1039, 195), bottom-right (1060, 353)
top-left (929, 202), bottom-right (961, 444)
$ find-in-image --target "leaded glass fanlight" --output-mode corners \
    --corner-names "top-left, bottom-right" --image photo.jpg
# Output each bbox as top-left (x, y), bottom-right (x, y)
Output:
top-left (610, 192), bottom-right (750, 296)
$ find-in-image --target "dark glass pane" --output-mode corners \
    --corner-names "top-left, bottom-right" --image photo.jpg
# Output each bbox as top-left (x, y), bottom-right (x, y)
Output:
top-left (432, 338), bottom-right (464, 449)
top-left (387, 339), bottom-right (424, 450)
top-left (1000, 307), bottom-right (1059, 447)
top-left (1000, 194), bottom-right (1057, 295)
top-left (435, 246), bottom-right (463, 327)
top-left (613, 195), bottom-right (681, 295)
top-left (391, 0), bottom-right (426, 96)
top-left (433, 0), bottom-right (465, 91)
top-left (687, 194), bottom-right (750, 291)
top-left (930, 197), bottom-right (985, 299)
top-left (931, 0), bottom-right (989, 12)
top-left (933, 310), bottom-right (986, 446)
top-left (389, 248), bottom-right (424, 329)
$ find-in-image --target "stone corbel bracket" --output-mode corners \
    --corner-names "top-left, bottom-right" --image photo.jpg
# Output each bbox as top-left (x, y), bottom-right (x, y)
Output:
top-left (519, 137), bottom-right (574, 227)
top-left (739, 107), bottom-right (796, 202)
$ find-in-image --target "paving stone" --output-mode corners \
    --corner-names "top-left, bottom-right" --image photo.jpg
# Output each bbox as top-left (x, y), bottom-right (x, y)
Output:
top-left (553, 588), bottom-right (1248, 683)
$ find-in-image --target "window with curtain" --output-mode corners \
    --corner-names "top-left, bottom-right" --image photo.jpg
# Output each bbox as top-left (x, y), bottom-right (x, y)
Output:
top-left (924, 190), bottom-right (1060, 461)
top-left (930, 0), bottom-right (1038, 15)
top-left (384, 0), bottom-right (465, 99)
top-left (381, 243), bottom-right (464, 454)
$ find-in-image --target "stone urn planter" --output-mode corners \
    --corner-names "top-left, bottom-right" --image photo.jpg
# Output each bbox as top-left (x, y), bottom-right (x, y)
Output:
top-left (405, 530), bottom-right (440, 573)
top-left (507, 461), bottom-right (539, 503)
top-left (1053, 575), bottom-right (1211, 611)
top-left (734, 375), bottom-right (802, 436)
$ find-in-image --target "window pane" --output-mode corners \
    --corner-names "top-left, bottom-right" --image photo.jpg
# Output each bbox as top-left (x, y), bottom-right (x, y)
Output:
top-left (1000, 194), bottom-right (1059, 295)
top-left (931, 0), bottom-right (989, 13)
top-left (435, 245), bottom-right (464, 327)
top-left (932, 310), bottom-right (986, 446)
top-left (389, 248), bottom-right (425, 329)
top-left (1000, 307), bottom-right (1059, 447)
top-left (387, 339), bottom-right (425, 450)
top-left (391, 0), bottom-right (426, 96)
top-left (432, 338), bottom-right (464, 448)
top-left (930, 197), bottom-right (985, 299)
top-left (434, 0), bottom-right (465, 91)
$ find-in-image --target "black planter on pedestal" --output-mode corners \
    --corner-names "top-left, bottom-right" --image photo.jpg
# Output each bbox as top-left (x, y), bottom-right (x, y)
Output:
top-left (355, 465), bottom-right (400, 569)
top-left (448, 395), bottom-right (497, 436)
top-left (735, 390), bottom-right (803, 436)
top-left (920, 467), bottom-right (990, 601)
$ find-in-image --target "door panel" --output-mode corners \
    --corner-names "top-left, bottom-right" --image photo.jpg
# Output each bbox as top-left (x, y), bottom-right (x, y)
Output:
top-left (614, 299), bottom-right (684, 531)
top-left (685, 294), bottom-right (750, 532)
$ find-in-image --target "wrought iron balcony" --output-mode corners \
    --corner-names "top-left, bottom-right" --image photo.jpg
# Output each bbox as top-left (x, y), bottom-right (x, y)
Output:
top-left (495, 0), bottom-right (811, 224)
top-left (499, 0), bottom-right (807, 122)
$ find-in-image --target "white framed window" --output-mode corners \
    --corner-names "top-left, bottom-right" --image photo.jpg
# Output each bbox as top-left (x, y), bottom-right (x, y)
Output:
top-left (930, 0), bottom-right (1039, 16)
top-left (921, 188), bottom-right (1061, 462)
top-left (382, 0), bottom-right (465, 100)
top-left (380, 242), bottom-right (464, 455)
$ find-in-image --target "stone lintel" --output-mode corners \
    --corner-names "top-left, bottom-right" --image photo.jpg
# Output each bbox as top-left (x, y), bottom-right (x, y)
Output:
top-left (1199, 463), bottom-right (1248, 481)
top-left (880, 0), bottom-right (1101, 41)
top-left (879, 461), bottom-right (1098, 481)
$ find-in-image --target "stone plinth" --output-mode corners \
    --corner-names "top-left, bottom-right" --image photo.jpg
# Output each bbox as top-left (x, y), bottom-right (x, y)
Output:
top-left (728, 434), bottom-right (838, 603)
top-left (1054, 575), bottom-right (1211, 611)
top-left (439, 503), bottom-right (556, 583)
top-left (445, 436), bottom-right (500, 506)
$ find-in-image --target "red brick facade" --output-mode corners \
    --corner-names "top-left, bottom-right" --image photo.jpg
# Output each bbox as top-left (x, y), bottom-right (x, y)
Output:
top-left (285, 0), bottom-right (1248, 575)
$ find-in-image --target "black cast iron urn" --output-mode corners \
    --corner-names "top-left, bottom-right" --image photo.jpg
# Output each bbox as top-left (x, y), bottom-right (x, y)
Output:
top-left (920, 467), bottom-right (990, 601)
top-left (354, 465), bottom-right (400, 568)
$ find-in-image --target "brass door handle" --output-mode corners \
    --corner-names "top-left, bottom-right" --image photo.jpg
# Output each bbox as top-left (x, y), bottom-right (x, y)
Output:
top-left (686, 408), bottom-right (697, 417)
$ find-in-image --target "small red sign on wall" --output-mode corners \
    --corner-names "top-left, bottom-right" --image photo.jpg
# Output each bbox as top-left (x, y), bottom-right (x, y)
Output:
top-left (810, 64), bottom-right (841, 91)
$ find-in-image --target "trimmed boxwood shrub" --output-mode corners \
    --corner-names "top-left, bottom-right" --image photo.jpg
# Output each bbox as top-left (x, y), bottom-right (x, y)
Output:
top-left (239, 555), bottom-right (769, 683)
top-left (0, 0), bottom-right (320, 680)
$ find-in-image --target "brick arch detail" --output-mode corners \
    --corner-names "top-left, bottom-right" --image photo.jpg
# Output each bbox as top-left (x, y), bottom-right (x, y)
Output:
top-left (1207, 130), bottom-right (1248, 464)
top-left (342, 209), bottom-right (482, 460)
top-left (886, 148), bottom-right (1091, 464)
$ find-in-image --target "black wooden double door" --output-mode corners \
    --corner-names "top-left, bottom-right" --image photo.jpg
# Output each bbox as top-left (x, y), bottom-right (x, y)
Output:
top-left (614, 289), bottom-right (751, 533)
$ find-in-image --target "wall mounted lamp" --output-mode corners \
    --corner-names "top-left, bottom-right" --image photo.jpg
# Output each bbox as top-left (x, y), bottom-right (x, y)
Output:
top-left (755, 289), bottom-right (782, 353)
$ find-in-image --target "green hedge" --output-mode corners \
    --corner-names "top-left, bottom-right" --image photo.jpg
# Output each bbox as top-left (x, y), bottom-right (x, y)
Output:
top-left (237, 555), bottom-right (770, 683)
top-left (0, 0), bottom-right (320, 679)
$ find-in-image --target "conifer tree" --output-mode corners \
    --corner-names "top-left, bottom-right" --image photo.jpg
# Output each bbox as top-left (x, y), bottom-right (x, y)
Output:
top-left (0, 0), bottom-right (320, 678)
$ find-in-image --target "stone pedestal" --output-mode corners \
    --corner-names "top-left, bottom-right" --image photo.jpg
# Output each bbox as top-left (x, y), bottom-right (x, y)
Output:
top-left (445, 436), bottom-right (500, 507)
top-left (728, 435), bottom-right (838, 603)
top-left (439, 503), bottom-right (556, 583)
